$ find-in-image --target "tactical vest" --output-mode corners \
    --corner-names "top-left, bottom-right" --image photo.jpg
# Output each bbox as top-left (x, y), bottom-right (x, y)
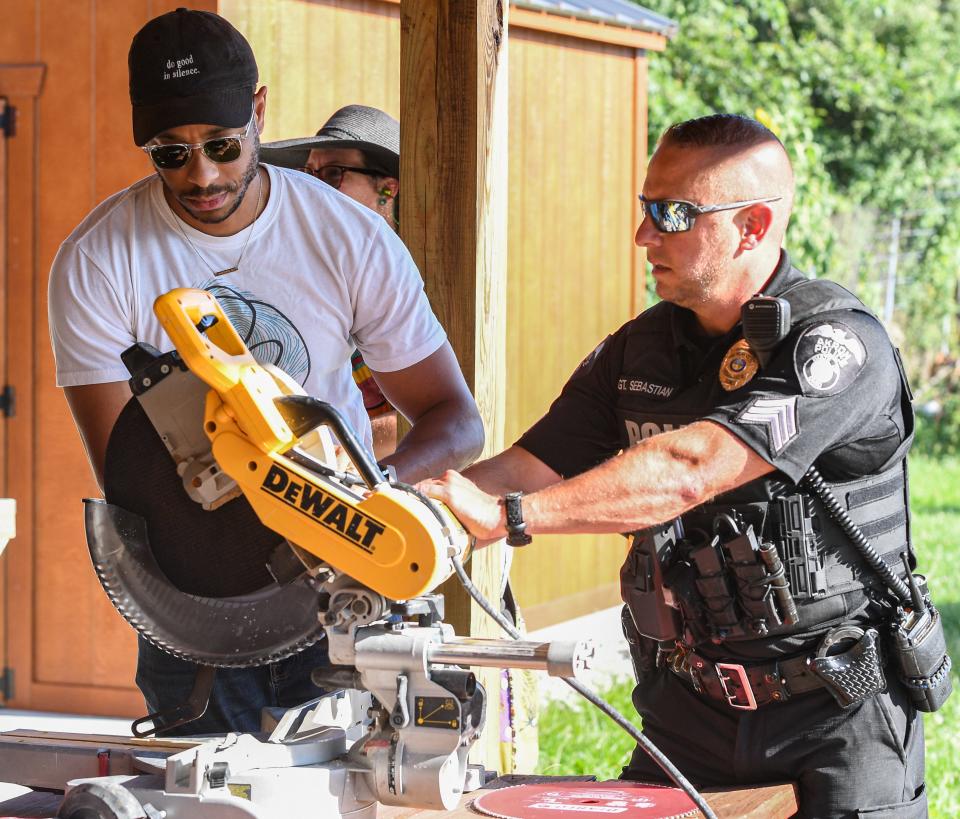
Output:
top-left (622, 278), bottom-right (915, 650)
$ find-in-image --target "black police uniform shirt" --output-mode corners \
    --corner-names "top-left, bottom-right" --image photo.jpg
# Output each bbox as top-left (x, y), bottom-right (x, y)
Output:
top-left (516, 251), bottom-right (910, 657)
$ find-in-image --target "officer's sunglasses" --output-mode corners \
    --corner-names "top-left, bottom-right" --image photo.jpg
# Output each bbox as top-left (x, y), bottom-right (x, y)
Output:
top-left (298, 165), bottom-right (386, 190)
top-left (141, 112), bottom-right (256, 170)
top-left (639, 195), bottom-right (782, 233)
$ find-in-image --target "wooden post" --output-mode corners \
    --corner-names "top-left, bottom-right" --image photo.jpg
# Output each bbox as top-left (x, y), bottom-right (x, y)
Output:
top-left (399, 1), bottom-right (508, 635)
top-left (399, 0), bottom-right (510, 769)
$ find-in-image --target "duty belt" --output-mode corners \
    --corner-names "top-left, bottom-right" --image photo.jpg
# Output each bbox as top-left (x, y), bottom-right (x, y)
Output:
top-left (664, 637), bottom-right (885, 711)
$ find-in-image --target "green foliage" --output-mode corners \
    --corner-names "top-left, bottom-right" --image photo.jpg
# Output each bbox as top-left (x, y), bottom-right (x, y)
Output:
top-left (537, 455), bottom-right (960, 816)
top-left (642, 0), bottom-right (960, 380)
top-left (914, 395), bottom-right (960, 458)
top-left (536, 674), bottom-right (636, 779)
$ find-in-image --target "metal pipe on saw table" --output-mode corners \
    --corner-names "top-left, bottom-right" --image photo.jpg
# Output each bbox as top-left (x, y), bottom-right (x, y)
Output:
top-left (427, 637), bottom-right (592, 677)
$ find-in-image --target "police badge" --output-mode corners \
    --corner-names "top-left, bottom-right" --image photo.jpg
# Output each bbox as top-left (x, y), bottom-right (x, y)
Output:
top-left (794, 322), bottom-right (867, 396)
top-left (719, 339), bottom-right (759, 391)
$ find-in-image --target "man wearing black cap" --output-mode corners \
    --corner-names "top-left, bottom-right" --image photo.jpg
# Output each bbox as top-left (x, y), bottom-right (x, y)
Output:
top-left (47, 9), bottom-right (483, 735)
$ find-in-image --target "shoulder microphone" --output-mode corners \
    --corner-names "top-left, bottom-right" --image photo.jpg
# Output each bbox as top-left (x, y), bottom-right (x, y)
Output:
top-left (741, 295), bottom-right (791, 368)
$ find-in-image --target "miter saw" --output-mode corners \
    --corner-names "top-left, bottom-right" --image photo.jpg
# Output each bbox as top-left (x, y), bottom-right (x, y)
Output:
top-left (60, 288), bottom-right (597, 819)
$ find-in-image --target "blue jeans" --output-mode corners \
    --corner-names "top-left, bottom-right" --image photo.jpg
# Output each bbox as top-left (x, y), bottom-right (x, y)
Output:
top-left (135, 636), bottom-right (331, 736)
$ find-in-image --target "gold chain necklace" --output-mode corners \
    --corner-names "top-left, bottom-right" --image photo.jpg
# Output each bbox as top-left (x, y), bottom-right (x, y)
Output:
top-left (172, 169), bottom-right (264, 277)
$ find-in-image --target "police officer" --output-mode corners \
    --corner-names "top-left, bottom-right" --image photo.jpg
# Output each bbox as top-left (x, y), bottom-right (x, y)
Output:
top-left (421, 114), bottom-right (928, 817)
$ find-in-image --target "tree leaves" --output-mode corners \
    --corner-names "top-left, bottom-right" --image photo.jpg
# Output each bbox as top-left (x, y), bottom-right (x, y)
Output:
top-left (645, 0), bottom-right (960, 375)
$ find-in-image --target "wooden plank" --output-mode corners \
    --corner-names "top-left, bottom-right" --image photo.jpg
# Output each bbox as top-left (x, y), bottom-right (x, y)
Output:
top-left (18, 681), bottom-right (144, 719)
top-left (149, 0), bottom-right (217, 17)
top-left (1, 730), bottom-right (195, 749)
top-left (0, 2), bottom-right (39, 65)
top-left (376, 0), bottom-right (667, 51)
top-left (93, 1), bottom-right (153, 201)
top-left (504, 29), bottom-right (638, 626)
top-left (4, 84), bottom-right (39, 710)
top-left (0, 59), bottom-right (45, 710)
top-left (398, 0), bottom-right (508, 630)
top-left (399, 0), bottom-right (509, 769)
top-left (509, 7), bottom-right (667, 51)
top-left (522, 582), bottom-right (621, 632)
top-left (221, 0), bottom-right (401, 143)
top-left (32, 0), bottom-right (103, 695)
top-left (382, 782), bottom-right (801, 818)
top-left (0, 790), bottom-right (59, 819)
top-left (0, 782), bottom-right (798, 819)
top-left (0, 67), bottom-right (45, 99)
top-left (631, 52), bottom-right (649, 316)
top-left (0, 730), bottom-right (194, 790)
top-left (0, 97), bottom-right (7, 699)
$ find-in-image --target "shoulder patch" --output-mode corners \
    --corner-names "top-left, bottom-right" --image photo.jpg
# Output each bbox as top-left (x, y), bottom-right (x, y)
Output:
top-left (575, 336), bottom-right (609, 376)
top-left (793, 321), bottom-right (867, 396)
top-left (736, 395), bottom-right (799, 456)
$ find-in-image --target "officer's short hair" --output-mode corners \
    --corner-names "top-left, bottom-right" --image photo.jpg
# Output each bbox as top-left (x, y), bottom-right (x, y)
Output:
top-left (660, 114), bottom-right (782, 151)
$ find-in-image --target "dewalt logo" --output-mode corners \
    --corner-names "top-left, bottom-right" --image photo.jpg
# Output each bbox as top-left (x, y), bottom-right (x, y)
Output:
top-left (260, 464), bottom-right (386, 553)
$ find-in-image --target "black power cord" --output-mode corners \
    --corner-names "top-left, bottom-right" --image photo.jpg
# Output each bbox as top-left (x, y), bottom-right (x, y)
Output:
top-left (800, 467), bottom-right (911, 604)
top-left (447, 553), bottom-right (717, 819)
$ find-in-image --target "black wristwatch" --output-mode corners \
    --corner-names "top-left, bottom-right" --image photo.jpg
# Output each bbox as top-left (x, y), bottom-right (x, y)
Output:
top-left (504, 491), bottom-right (533, 547)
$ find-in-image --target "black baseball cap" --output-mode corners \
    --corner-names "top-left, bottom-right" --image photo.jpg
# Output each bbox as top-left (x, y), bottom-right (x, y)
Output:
top-left (128, 8), bottom-right (258, 146)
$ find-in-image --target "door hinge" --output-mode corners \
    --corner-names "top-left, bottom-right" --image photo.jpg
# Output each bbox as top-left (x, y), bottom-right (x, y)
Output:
top-left (0, 104), bottom-right (15, 138)
top-left (0, 385), bottom-right (14, 418)
top-left (0, 667), bottom-right (13, 701)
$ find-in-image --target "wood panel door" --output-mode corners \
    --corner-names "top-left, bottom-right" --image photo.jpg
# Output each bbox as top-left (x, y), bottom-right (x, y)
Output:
top-left (0, 0), bottom-right (212, 717)
top-left (0, 97), bottom-right (8, 700)
top-left (0, 52), bottom-right (141, 716)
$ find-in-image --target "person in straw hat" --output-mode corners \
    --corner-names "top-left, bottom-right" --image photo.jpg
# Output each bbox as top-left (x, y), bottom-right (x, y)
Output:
top-left (262, 105), bottom-right (402, 459)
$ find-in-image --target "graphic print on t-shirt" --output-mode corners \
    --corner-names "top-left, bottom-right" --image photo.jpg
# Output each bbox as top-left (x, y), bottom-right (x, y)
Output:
top-left (198, 280), bottom-right (312, 385)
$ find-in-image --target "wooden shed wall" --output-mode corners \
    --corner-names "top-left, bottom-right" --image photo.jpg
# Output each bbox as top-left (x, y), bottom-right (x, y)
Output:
top-left (222, 0), bottom-right (651, 630)
top-left (504, 28), bottom-right (646, 628)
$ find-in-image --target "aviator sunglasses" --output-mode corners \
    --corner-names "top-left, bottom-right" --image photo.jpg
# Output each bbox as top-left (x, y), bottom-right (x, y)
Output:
top-left (639, 195), bottom-right (782, 233)
top-left (141, 111), bottom-right (256, 170)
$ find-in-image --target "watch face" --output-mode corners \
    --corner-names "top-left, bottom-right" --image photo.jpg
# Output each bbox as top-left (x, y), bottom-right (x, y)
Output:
top-left (505, 492), bottom-right (524, 527)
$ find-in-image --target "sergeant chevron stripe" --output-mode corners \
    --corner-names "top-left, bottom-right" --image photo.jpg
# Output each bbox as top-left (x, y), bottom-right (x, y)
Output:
top-left (736, 395), bottom-right (798, 455)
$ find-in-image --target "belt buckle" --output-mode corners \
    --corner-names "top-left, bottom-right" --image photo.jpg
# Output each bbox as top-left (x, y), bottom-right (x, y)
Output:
top-left (715, 662), bottom-right (758, 711)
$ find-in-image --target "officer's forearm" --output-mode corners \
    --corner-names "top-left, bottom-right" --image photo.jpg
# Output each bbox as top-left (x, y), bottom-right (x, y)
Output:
top-left (521, 421), bottom-right (771, 535)
top-left (463, 445), bottom-right (562, 496)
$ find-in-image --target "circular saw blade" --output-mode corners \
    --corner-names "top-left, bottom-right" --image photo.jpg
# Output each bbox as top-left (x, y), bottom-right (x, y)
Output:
top-left (105, 396), bottom-right (280, 597)
top-left (94, 395), bottom-right (325, 666)
top-left (471, 782), bottom-right (699, 819)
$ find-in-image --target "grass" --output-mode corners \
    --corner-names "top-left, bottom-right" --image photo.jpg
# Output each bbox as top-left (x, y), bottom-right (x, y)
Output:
top-left (536, 455), bottom-right (960, 817)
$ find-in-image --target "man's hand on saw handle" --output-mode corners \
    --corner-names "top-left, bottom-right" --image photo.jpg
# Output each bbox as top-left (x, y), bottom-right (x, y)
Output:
top-left (418, 445), bottom-right (563, 548)
top-left (418, 470), bottom-right (506, 547)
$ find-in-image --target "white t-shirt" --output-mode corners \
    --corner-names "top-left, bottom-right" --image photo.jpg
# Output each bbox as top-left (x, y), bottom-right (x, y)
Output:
top-left (48, 164), bottom-right (446, 448)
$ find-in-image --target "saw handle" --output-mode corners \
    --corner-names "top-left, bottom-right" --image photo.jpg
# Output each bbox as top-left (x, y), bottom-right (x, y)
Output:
top-left (154, 288), bottom-right (294, 453)
top-left (153, 288), bottom-right (256, 393)
top-left (130, 664), bottom-right (216, 738)
top-left (274, 395), bottom-right (385, 489)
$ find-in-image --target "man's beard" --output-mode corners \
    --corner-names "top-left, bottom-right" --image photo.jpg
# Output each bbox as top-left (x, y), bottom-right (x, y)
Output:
top-left (163, 134), bottom-right (261, 225)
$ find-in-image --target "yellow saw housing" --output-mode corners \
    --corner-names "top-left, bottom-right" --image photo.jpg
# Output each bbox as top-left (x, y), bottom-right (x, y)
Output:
top-left (154, 288), bottom-right (465, 601)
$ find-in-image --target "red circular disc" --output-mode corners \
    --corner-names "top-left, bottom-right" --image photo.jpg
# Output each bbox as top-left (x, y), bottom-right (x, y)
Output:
top-left (472, 781), bottom-right (700, 818)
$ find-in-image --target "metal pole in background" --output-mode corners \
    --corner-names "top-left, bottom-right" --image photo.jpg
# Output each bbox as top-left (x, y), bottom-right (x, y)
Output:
top-left (884, 215), bottom-right (901, 324)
